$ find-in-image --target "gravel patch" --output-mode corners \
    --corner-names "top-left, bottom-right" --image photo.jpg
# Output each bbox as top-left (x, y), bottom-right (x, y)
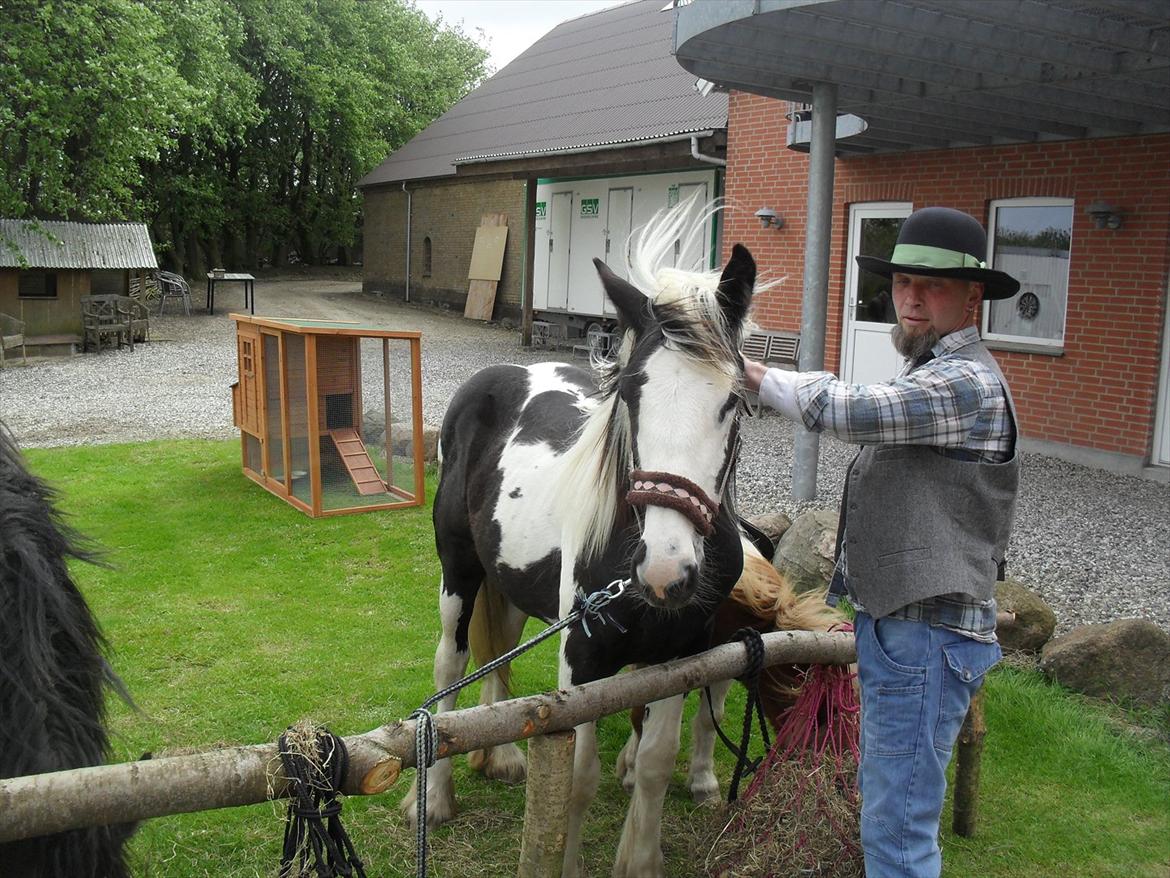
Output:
top-left (1, 276), bottom-right (1166, 635)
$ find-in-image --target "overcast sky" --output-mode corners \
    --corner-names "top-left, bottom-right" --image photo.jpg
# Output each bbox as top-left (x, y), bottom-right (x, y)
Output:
top-left (415, 0), bottom-right (627, 72)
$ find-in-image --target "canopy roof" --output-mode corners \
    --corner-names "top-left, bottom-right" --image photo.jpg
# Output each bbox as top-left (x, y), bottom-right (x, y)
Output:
top-left (674, 0), bottom-right (1170, 155)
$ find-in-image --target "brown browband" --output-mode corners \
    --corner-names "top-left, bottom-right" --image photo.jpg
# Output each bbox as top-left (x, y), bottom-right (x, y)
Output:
top-left (626, 469), bottom-right (719, 536)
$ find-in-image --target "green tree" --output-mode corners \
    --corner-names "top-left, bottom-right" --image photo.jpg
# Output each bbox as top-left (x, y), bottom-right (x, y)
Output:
top-left (0, 0), bottom-right (488, 272)
top-left (0, 0), bottom-right (189, 218)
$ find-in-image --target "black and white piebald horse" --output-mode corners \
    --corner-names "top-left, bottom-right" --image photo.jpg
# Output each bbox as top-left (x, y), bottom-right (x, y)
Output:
top-left (403, 205), bottom-right (758, 876)
top-left (0, 424), bottom-right (136, 877)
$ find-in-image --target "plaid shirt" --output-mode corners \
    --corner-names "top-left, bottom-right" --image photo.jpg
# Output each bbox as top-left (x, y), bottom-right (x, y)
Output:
top-left (766, 326), bottom-right (1013, 642)
top-left (792, 326), bottom-right (1013, 462)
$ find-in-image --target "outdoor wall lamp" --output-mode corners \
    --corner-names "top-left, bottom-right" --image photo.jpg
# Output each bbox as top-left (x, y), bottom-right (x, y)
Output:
top-left (1086, 200), bottom-right (1124, 230)
top-left (755, 207), bottom-right (785, 230)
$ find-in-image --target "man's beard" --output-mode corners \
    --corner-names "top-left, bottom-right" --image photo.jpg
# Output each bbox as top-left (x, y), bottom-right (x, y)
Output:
top-left (892, 323), bottom-right (940, 361)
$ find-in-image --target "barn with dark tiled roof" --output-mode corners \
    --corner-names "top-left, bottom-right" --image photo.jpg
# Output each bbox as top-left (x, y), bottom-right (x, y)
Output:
top-left (358, 0), bottom-right (728, 333)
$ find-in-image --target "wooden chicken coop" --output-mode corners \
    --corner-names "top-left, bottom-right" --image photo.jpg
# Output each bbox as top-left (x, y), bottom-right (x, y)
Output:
top-left (231, 314), bottom-right (424, 517)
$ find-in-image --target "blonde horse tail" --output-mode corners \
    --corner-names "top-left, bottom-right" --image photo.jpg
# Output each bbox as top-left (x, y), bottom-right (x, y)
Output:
top-left (734, 537), bottom-right (848, 723)
top-left (468, 579), bottom-right (513, 696)
top-left (736, 538), bottom-right (845, 634)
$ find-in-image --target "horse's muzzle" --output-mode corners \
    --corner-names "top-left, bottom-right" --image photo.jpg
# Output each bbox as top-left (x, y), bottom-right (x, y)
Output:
top-left (631, 542), bottom-right (701, 609)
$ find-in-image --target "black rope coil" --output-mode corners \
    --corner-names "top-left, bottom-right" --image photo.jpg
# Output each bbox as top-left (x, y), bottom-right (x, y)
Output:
top-left (706, 627), bottom-right (773, 803)
top-left (279, 727), bottom-right (367, 878)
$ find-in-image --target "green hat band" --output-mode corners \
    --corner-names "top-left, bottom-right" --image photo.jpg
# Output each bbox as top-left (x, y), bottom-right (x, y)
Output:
top-left (890, 243), bottom-right (987, 270)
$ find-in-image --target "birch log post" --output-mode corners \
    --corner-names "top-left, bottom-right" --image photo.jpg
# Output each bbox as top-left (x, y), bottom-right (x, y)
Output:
top-left (517, 730), bottom-right (576, 877)
top-left (952, 689), bottom-right (987, 838)
top-left (0, 630), bottom-right (855, 844)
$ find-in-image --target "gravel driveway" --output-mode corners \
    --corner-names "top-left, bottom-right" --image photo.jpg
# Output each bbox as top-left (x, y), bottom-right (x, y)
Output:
top-left (1, 275), bottom-right (1166, 635)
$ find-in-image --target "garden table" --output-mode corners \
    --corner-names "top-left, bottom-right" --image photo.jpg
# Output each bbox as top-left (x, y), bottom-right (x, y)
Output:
top-left (206, 273), bottom-right (255, 314)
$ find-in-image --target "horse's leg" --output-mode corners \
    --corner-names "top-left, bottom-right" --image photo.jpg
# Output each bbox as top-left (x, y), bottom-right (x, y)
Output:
top-left (561, 719), bottom-right (601, 878)
top-left (612, 693), bottom-right (686, 878)
top-left (616, 673), bottom-right (646, 795)
top-left (687, 679), bottom-right (732, 804)
top-left (400, 560), bottom-right (481, 830)
top-left (615, 705), bottom-right (643, 795)
top-left (467, 597), bottom-right (528, 784)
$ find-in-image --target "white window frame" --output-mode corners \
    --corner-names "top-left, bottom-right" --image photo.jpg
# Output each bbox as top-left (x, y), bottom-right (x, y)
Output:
top-left (982, 196), bottom-right (1074, 351)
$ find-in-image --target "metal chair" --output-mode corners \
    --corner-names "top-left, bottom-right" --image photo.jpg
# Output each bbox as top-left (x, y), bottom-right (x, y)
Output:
top-left (572, 326), bottom-right (615, 359)
top-left (157, 270), bottom-right (193, 316)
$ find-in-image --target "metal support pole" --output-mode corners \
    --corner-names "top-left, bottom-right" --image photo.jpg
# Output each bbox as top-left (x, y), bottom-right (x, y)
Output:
top-left (792, 81), bottom-right (838, 501)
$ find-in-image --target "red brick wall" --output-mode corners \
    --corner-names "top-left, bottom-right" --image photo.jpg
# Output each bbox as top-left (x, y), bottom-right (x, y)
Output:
top-left (724, 91), bottom-right (1170, 461)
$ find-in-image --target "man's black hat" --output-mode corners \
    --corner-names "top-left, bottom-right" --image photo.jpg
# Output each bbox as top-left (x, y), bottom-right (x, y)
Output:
top-left (856, 207), bottom-right (1021, 300)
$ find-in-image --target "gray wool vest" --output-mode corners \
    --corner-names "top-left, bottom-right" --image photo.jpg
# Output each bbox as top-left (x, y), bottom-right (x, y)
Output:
top-left (842, 340), bottom-right (1020, 619)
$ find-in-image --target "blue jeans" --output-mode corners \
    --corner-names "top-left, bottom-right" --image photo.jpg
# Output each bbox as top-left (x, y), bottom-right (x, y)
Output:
top-left (854, 612), bottom-right (1001, 878)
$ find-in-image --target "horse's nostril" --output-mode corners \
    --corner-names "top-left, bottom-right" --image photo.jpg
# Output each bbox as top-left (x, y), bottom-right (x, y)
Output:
top-left (631, 542), bottom-right (647, 568)
top-left (664, 564), bottom-right (699, 603)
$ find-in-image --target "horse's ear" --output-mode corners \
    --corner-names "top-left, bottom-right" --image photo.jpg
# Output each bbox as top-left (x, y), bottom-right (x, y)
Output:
top-left (593, 258), bottom-right (651, 335)
top-left (716, 243), bottom-right (755, 330)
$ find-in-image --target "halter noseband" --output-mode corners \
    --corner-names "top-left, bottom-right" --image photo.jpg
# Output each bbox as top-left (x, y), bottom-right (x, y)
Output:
top-left (626, 470), bottom-right (719, 536)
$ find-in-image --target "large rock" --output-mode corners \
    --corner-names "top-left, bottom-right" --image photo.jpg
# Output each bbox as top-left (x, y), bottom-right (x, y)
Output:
top-left (995, 579), bottom-right (1057, 652)
top-left (745, 512), bottom-right (792, 546)
top-left (772, 508), bottom-right (839, 595)
top-left (388, 424), bottom-right (440, 463)
top-left (1040, 618), bottom-right (1170, 706)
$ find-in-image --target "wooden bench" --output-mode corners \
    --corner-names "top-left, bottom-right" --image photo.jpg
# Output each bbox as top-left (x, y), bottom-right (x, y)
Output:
top-left (81, 295), bottom-right (150, 353)
top-left (23, 334), bottom-right (83, 357)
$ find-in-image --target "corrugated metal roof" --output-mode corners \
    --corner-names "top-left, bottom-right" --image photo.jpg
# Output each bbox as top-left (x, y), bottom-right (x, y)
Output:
top-left (0, 220), bottom-right (158, 270)
top-left (358, 0), bottom-right (728, 187)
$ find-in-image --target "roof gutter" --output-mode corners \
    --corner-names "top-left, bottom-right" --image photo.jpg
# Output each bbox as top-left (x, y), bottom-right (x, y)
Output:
top-left (690, 135), bottom-right (725, 166)
top-left (402, 181), bottom-right (411, 304)
top-left (454, 130), bottom-right (719, 165)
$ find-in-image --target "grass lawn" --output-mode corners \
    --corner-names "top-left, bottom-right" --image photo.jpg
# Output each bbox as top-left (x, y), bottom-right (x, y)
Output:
top-left (19, 439), bottom-right (1170, 877)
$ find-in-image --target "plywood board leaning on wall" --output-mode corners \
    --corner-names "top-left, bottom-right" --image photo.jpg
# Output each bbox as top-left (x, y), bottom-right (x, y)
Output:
top-left (464, 213), bottom-right (508, 321)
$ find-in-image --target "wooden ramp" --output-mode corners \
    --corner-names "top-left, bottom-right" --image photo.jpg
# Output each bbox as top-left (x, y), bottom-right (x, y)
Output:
top-left (328, 428), bottom-right (387, 495)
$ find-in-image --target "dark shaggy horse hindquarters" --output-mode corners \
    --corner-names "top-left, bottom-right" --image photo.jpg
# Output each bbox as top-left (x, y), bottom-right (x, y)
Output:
top-left (407, 203), bottom-right (758, 878)
top-left (0, 425), bottom-right (136, 877)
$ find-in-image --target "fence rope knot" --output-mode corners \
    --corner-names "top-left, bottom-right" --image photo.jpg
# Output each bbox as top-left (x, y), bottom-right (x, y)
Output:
top-left (708, 626), bottom-right (773, 803)
top-left (278, 723), bottom-right (367, 878)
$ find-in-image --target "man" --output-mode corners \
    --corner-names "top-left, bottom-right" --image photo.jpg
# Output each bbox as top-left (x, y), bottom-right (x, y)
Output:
top-left (744, 207), bottom-right (1022, 878)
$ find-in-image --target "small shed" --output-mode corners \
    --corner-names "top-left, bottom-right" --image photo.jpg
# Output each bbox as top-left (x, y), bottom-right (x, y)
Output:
top-left (231, 314), bottom-right (424, 517)
top-left (0, 219), bottom-right (158, 346)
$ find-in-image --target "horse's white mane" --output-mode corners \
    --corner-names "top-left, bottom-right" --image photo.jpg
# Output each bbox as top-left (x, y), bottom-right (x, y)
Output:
top-left (556, 196), bottom-right (739, 563)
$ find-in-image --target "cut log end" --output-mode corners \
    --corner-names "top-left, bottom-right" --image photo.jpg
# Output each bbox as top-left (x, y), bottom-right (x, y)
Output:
top-left (360, 756), bottom-right (402, 794)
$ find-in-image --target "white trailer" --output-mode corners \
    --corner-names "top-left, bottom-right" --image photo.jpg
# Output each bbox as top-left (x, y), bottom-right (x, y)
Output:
top-left (532, 169), bottom-right (719, 332)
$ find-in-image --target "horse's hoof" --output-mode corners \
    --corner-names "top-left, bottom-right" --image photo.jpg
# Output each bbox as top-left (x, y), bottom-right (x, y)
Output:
top-left (470, 742), bottom-right (527, 784)
top-left (399, 778), bottom-right (457, 830)
top-left (688, 773), bottom-right (720, 804)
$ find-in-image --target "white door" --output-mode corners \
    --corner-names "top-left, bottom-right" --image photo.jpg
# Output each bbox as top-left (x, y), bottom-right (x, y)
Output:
top-left (547, 191), bottom-right (573, 310)
top-left (602, 187), bottom-right (634, 317)
top-left (841, 202), bottom-right (912, 383)
top-left (604, 187), bottom-right (634, 279)
top-left (1154, 277), bottom-right (1170, 467)
top-left (673, 181), bottom-right (710, 270)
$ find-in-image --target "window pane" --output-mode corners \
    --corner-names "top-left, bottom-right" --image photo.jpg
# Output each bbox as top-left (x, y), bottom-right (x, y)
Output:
top-left (854, 217), bottom-right (902, 323)
top-left (18, 271), bottom-right (57, 298)
top-left (988, 203), bottom-right (1072, 343)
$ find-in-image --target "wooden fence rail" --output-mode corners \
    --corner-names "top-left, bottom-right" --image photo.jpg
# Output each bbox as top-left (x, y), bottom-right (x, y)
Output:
top-left (0, 630), bottom-right (855, 844)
